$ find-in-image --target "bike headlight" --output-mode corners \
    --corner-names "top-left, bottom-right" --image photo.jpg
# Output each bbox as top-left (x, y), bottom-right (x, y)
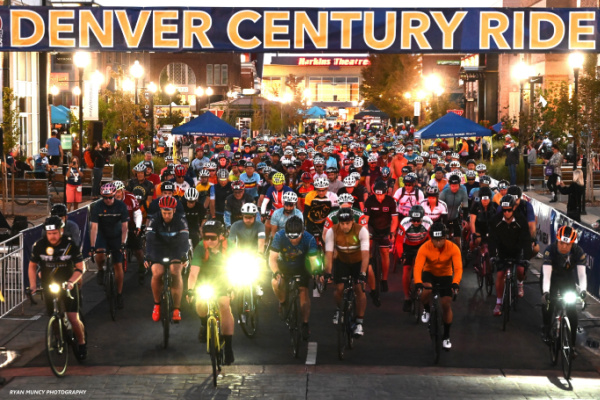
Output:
top-left (227, 251), bottom-right (261, 286)
top-left (564, 292), bottom-right (577, 304)
top-left (49, 283), bottom-right (60, 294)
top-left (162, 257), bottom-right (170, 263)
top-left (196, 284), bottom-right (214, 300)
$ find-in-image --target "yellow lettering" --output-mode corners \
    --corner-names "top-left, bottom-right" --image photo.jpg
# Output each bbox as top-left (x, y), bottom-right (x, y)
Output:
top-left (227, 10), bottom-right (261, 50)
top-left (80, 10), bottom-right (113, 48)
top-left (115, 10), bottom-right (151, 48)
top-left (264, 11), bottom-right (290, 49)
top-left (401, 12), bottom-right (431, 50)
top-left (431, 11), bottom-right (466, 50)
top-left (479, 12), bottom-right (510, 50)
top-left (49, 10), bottom-right (75, 48)
top-left (364, 11), bottom-right (396, 50)
top-left (294, 11), bottom-right (328, 49)
top-left (10, 10), bottom-right (45, 47)
top-left (183, 11), bottom-right (213, 49)
top-left (530, 11), bottom-right (565, 50)
top-left (153, 10), bottom-right (179, 48)
top-left (513, 12), bottom-right (525, 50)
top-left (569, 11), bottom-right (595, 50)
top-left (331, 12), bottom-right (362, 49)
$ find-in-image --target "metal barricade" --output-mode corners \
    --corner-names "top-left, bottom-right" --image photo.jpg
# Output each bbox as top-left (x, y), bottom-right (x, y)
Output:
top-left (0, 234), bottom-right (25, 318)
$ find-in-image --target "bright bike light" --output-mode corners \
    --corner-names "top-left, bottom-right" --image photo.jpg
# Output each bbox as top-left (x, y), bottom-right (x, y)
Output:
top-left (49, 283), bottom-right (60, 294)
top-left (227, 251), bottom-right (261, 286)
top-left (196, 284), bottom-right (214, 300)
top-left (564, 292), bottom-right (577, 304)
top-left (162, 257), bottom-right (170, 263)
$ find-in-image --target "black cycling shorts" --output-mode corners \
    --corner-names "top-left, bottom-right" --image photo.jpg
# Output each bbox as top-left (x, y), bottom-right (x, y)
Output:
top-left (447, 219), bottom-right (461, 238)
top-left (96, 233), bottom-right (124, 263)
top-left (422, 271), bottom-right (453, 297)
top-left (494, 259), bottom-right (528, 273)
top-left (280, 266), bottom-right (311, 288)
top-left (43, 285), bottom-right (80, 316)
top-left (333, 259), bottom-right (362, 284)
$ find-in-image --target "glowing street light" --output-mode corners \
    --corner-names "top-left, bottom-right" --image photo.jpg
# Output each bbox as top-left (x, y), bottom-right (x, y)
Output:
top-left (148, 81), bottom-right (158, 94)
top-left (206, 87), bottom-right (214, 109)
top-left (165, 84), bottom-right (176, 117)
top-left (129, 60), bottom-right (144, 105)
top-left (73, 51), bottom-right (90, 152)
top-left (72, 86), bottom-right (81, 96)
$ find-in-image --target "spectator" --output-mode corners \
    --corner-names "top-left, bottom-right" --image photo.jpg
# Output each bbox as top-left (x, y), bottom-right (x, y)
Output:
top-left (546, 143), bottom-right (563, 203)
top-left (91, 140), bottom-right (114, 199)
top-left (46, 130), bottom-right (63, 166)
top-left (65, 157), bottom-right (83, 211)
top-left (505, 140), bottom-right (519, 186)
top-left (558, 169), bottom-right (584, 222)
top-left (525, 141), bottom-right (537, 191)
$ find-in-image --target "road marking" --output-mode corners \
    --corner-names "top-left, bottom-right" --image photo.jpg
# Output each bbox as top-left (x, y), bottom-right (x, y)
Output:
top-left (306, 342), bottom-right (317, 365)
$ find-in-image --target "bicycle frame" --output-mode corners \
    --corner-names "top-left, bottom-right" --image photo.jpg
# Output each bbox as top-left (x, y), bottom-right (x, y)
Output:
top-left (205, 297), bottom-right (223, 355)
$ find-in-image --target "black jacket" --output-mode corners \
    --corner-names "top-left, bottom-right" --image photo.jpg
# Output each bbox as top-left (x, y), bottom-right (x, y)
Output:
top-left (489, 212), bottom-right (532, 260)
top-left (558, 182), bottom-right (584, 214)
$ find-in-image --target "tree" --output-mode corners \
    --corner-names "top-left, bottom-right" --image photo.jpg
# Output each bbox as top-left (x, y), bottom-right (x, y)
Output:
top-left (2, 87), bottom-right (21, 156)
top-left (157, 68), bottom-right (183, 106)
top-left (99, 87), bottom-right (147, 151)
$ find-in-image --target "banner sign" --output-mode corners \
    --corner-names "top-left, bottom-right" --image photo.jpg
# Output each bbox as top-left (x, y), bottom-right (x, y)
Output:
top-left (1, 7), bottom-right (599, 53)
top-left (83, 80), bottom-right (99, 121)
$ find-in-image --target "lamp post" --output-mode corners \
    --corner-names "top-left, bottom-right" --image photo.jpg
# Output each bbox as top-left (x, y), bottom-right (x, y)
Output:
top-left (512, 61), bottom-right (533, 191)
top-left (49, 85), bottom-right (59, 105)
top-left (165, 84), bottom-right (176, 118)
top-left (147, 81), bottom-right (157, 142)
top-left (130, 60), bottom-right (144, 105)
top-left (569, 52), bottom-right (585, 213)
top-left (195, 86), bottom-right (204, 114)
top-left (206, 87), bottom-right (214, 110)
top-left (73, 51), bottom-right (90, 156)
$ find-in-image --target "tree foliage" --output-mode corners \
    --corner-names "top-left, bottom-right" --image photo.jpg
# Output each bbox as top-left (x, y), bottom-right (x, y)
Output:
top-left (2, 87), bottom-right (21, 155)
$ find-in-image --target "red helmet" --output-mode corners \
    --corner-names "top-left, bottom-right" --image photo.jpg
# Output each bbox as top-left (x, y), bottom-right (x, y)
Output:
top-left (158, 196), bottom-right (177, 209)
top-left (301, 172), bottom-right (313, 183)
top-left (231, 180), bottom-right (245, 190)
top-left (174, 164), bottom-right (186, 177)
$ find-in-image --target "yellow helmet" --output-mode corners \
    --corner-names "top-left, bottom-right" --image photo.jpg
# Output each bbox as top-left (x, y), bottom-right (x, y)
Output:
top-left (272, 172), bottom-right (285, 185)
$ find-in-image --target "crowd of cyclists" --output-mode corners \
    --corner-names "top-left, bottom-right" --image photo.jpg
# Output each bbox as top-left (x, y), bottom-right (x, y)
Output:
top-left (28, 131), bottom-right (589, 366)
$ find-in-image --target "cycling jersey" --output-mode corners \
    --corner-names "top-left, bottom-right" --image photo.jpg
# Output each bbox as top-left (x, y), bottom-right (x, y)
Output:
top-left (121, 192), bottom-right (142, 230)
top-left (337, 185), bottom-right (367, 207)
top-left (126, 178), bottom-right (155, 203)
top-left (239, 171), bottom-right (261, 199)
top-left (324, 223), bottom-right (369, 264)
top-left (145, 212), bottom-right (190, 262)
top-left (297, 184), bottom-right (314, 212)
top-left (271, 230), bottom-right (318, 271)
top-left (229, 220), bottom-right (266, 250)
top-left (413, 239), bottom-right (463, 284)
top-left (429, 177), bottom-right (448, 193)
top-left (364, 194), bottom-right (398, 236)
top-left (209, 182), bottom-right (233, 217)
top-left (488, 212), bottom-right (532, 260)
top-left (440, 186), bottom-right (469, 221)
top-left (419, 199), bottom-right (448, 223)
top-left (261, 185), bottom-right (293, 215)
top-left (90, 199), bottom-right (130, 239)
top-left (323, 208), bottom-right (367, 231)
top-left (270, 208), bottom-right (303, 231)
top-left (398, 216), bottom-right (433, 247)
top-left (542, 242), bottom-right (586, 289)
top-left (224, 192), bottom-right (256, 227)
top-left (393, 187), bottom-right (425, 217)
top-left (181, 198), bottom-right (206, 242)
top-left (304, 191), bottom-right (339, 234)
top-left (469, 201), bottom-right (495, 238)
top-left (415, 168), bottom-right (430, 186)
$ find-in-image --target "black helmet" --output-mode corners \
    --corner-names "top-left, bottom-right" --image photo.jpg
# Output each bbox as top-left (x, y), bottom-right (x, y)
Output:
top-left (373, 181), bottom-right (387, 194)
top-left (425, 185), bottom-right (439, 196)
top-left (409, 205), bottom-right (425, 220)
top-left (448, 174), bottom-right (461, 185)
top-left (44, 216), bottom-right (64, 231)
top-left (50, 203), bottom-right (68, 217)
top-left (326, 166), bottom-right (339, 174)
top-left (478, 187), bottom-right (493, 199)
top-left (285, 216), bottom-right (304, 239)
top-left (507, 185), bottom-right (522, 199)
top-left (337, 208), bottom-right (353, 223)
top-left (161, 181), bottom-right (174, 192)
top-left (202, 220), bottom-right (225, 236)
top-left (499, 195), bottom-right (516, 209)
top-left (466, 159), bottom-right (476, 166)
top-left (429, 222), bottom-right (447, 239)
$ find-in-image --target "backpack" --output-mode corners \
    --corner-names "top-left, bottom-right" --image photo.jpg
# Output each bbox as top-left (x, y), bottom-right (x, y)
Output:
top-left (83, 149), bottom-right (94, 169)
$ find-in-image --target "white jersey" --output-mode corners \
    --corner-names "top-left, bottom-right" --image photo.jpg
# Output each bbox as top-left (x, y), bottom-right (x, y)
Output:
top-left (393, 187), bottom-right (425, 217)
top-left (419, 199), bottom-right (448, 223)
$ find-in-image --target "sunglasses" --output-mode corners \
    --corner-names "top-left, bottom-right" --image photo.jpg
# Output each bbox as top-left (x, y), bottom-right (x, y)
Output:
top-left (286, 233), bottom-right (301, 239)
top-left (284, 202), bottom-right (296, 207)
top-left (103, 196), bottom-right (115, 200)
top-left (502, 209), bottom-right (513, 214)
top-left (316, 188), bottom-right (328, 192)
top-left (204, 235), bottom-right (218, 241)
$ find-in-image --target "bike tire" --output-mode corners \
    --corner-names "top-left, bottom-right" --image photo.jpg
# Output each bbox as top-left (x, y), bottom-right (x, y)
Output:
top-left (292, 296), bottom-right (303, 359)
top-left (561, 316), bottom-right (574, 380)
top-left (372, 249), bottom-right (382, 294)
top-left (347, 300), bottom-right (355, 350)
top-left (431, 301), bottom-right (442, 364)
top-left (240, 288), bottom-right (259, 338)
top-left (502, 281), bottom-right (510, 331)
top-left (512, 279), bottom-right (518, 312)
top-left (288, 297), bottom-right (299, 358)
top-left (549, 314), bottom-right (560, 366)
top-left (108, 271), bottom-right (117, 321)
top-left (337, 309), bottom-right (346, 361)
top-left (46, 316), bottom-right (68, 377)
top-left (162, 292), bottom-right (171, 349)
top-left (476, 263), bottom-right (484, 289)
top-left (483, 255), bottom-right (494, 296)
top-left (208, 319), bottom-right (218, 387)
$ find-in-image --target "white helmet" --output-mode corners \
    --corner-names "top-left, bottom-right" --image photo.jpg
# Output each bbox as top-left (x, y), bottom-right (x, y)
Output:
top-left (313, 157), bottom-right (325, 165)
top-left (113, 180), bottom-right (125, 191)
top-left (313, 177), bottom-right (330, 189)
top-left (367, 155), bottom-right (378, 163)
top-left (449, 161), bottom-right (460, 168)
top-left (184, 187), bottom-right (199, 201)
top-left (350, 172), bottom-right (361, 182)
top-left (282, 191), bottom-right (298, 203)
top-left (343, 176), bottom-right (357, 187)
top-left (396, 146), bottom-right (405, 153)
top-left (338, 193), bottom-right (355, 204)
top-left (353, 157), bottom-right (364, 168)
top-left (476, 163), bottom-right (487, 171)
top-left (451, 153), bottom-right (460, 159)
top-left (199, 169), bottom-right (210, 177)
top-left (241, 203), bottom-right (259, 215)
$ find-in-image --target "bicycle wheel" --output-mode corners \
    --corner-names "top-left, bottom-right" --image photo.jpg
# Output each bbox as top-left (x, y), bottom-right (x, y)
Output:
top-left (476, 257), bottom-right (484, 289)
top-left (208, 319), bottom-right (218, 387)
top-left (549, 314), bottom-right (560, 366)
top-left (162, 292), bottom-right (171, 349)
top-left (14, 198), bottom-right (31, 206)
top-left (46, 316), bottom-right (68, 377)
top-left (107, 270), bottom-right (117, 321)
top-left (347, 300), bottom-right (355, 350)
top-left (483, 255), bottom-right (493, 296)
top-left (502, 280), bottom-right (510, 331)
top-left (561, 316), bottom-right (574, 380)
top-left (337, 309), bottom-right (346, 360)
top-left (372, 248), bottom-right (382, 293)
top-left (430, 301), bottom-right (442, 364)
top-left (512, 279), bottom-right (518, 312)
top-left (240, 287), bottom-right (259, 338)
top-left (289, 296), bottom-right (302, 359)
top-left (410, 285), bottom-right (421, 324)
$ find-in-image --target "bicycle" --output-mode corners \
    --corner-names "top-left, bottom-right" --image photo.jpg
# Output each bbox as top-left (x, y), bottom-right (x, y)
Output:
top-left (420, 283), bottom-right (456, 364)
top-left (335, 275), bottom-right (363, 360)
top-left (473, 241), bottom-right (493, 296)
top-left (157, 258), bottom-right (179, 349)
top-left (495, 258), bottom-right (529, 331)
top-left (45, 282), bottom-right (86, 377)
top-left (312, 232), bottom-right (326, 294)
top-left (196, 284), bottom-right (225, 387)
top-left (94, 250), bottom-right (117, 321)
top-left (369, 235), bottom-right (387, 296)
top-left (547, 291), bottom-right (586, 380)
top-left (283, 274), bottom-right (304, 359)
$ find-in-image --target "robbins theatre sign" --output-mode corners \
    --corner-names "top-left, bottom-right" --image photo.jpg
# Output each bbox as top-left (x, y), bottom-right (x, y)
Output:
top-left (1, 7), bottom-right (599, 53)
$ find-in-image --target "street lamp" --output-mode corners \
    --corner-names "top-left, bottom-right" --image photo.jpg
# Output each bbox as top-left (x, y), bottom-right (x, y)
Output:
top-left (49, 85), bottom-right (59, 105)
top-left (195, 86), bottom-right (204, 113)
top-left (206, 87), bottom-right (214, 110)
top-left (512, 61), bottom-right (534, 191)
top-left (165, 83), bottom-right (176, 118)
top-left (74, 51), bottom-right (90, 155)
top-left (130, 60), bottom-right (144, 105)
top-left (147, 82), bottom-right (157, 139)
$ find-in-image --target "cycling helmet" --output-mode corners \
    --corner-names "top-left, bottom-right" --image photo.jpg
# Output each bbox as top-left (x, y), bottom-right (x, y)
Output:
top-left (401, 166), bottom-right (411, 174)
top-left (353, 157), bottom-right (364, 168)
top-left (403, 174), bottom-right (416, 184)
top-left (507, 185), bottom-right (522, 199)
top-left (231, 180), bottom-right (245, 190)
top-left (100, 182), bottom-right (117, 197)
top-left (409, 205), bottom-right (425, 220)
top-left (202, 220), bottom-right (225, 236)
top-left (282, 191), bottom-right (298, 203)
top-left (133, 163), bottom-right (146, 172)
top-left (293, 160), bottom-right (302, 168)
top-left (143, 161), bottom-right (153, 170)
top-left (184, 188), bottom-right (199, 201)
top-left (199, 169), bottom-right (210, 177)
top-left (480, 175), bottom-right (492, 185)
top-left (556, 226), bottom-right (577, 243)
top-left (313, 157), bottom-right (325, 166)
top-left (207, 162), bottom-right (217, 170)
top-left (343, 176), bottom-right (356, 187)
top-left (498, 180), bottom-right (509, 190)
top-left (159, 196), bottom-right (177, 209)
top-left (256, 162), bottom-right (267, 171)
top-left (180, 157), bottom-right (190, 163)
top-left (478, 187), bottom-right (493, 199)
top-left (165, 155), bottom-right (174, 162)
top-left (281, 158), bottom-right (292, 167)
top-left (367, 155), bottom-right (378, 163)
top-left (244, 160), bottom-right (255, 168)
top-left (313, 177), bottom-right (329, 189)
top-left (50, 203), bottom-right (68, 217)
top-left (261, 155), bottom-right (270, 163)
top-left (338, 208), bottom-right (353, 223)
top-left (420, 152), bottom-right (429, 158)
top-left (161, 181), bottom-right (174, 192)
top-left (326, 166), bottom-right (339, 174)
top-left (350, 172), bottom-right (361, 182)
top-left (449, 161), bottom-right (460, 168)
top-left (475, 163), bottom-right (487, 172)
top-left (465, 170), bottom-right (477, 179)
top-left (381, 166), bottom-right (391, 177)
top-left (415, 157), bottom-right (424, 164)
top-left (301, 172), bottom-right (313, 183)
top-left (451, 152), bottom-right (459, 159)
top-left (373, 181), bottom-right (387, 194)
top-left (272, 173), bottom-right (285, 185)
top-left (40, 148), bottom-right (48, 154)
top-left (396, 146), bottom-right (405, 153)
top-left (284, 149), bottom-right (293, 157)
top-left (425, 185), bottom-right (439, 196)
top-left (44, 216), bottom-right (64, 231)
top-left (338, 193), bottom-right (355, 204)
top-left (113, 180), bottom-right (126, 191)
top-left (448, 174), bottom-right (461, 185)
top-left (429, 222), bottom-right (447, 239)
top-left (499, 195), bottom-right (516, 209)
top-left (297, 148), bottom-right (307, 155)
top-left (430, 154), bottom-right (439, 160)
top-left (174, 164), bottom-right (186, 177)
top-left (466, 159), bottom-right (476, 166)
top-left (241, 203), bottom-right (259, 215)
top-left (284, 216), bottom-right (304, 239)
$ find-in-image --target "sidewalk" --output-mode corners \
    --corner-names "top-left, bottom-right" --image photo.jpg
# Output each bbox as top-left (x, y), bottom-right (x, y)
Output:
top-left (525, 185), bottom-right (600, 227)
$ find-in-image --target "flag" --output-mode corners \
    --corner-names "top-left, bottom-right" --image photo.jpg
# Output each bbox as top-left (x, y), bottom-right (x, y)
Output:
top-left (539, 95), bottom-right (548, 107)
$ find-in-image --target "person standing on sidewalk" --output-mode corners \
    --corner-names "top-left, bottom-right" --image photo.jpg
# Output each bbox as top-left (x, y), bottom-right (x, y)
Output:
top-left (91, 141), bottom-right (115, 200)
top-left (546, 144), bottom-right (563, 203)
top-left (558, 169), bottom-right (584, 222)
top-left (505, 140), bottom-right (519, 186)
top-left (45, 130), bottom-right (63, 166)
top-left (525, 142), bottom-right (537, 191)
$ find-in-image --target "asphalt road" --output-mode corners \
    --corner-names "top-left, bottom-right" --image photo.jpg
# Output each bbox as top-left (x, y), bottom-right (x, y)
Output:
top-left (24, 257), bottom-right (596, 372)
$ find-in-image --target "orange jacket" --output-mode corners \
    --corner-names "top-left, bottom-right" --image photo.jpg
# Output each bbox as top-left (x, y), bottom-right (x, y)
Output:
top-left (414, 239), bottom-right (463, 285)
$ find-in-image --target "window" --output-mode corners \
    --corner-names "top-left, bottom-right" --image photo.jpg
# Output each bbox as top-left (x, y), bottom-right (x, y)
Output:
top-left (214, 65), bottom-right (221, 87)
top-left (305, 76), bottom-right (360, 102)
top-left (262, 77), bottom-right (281, 97)
top-left (205, 64), bottom-right (229, 86)
top-left (166, 63), bottom-right (196, 85)
top-left (221, 65), bottom-right (228, 86)
top-left (207, 64), bottom-right (213, 85)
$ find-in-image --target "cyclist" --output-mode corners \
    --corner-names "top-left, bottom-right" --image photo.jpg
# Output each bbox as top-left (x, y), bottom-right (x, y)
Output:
top-left (229, 203), bottom-right (266, 253)
top-left (296, 172), bottom-right (314, 212)
top-left (414, 222), bottom-right (462, 350)
top-left (147, 181), bottom-right (184, 216)
top-left (541, 226), bottom-right (588, 346)
top-left (377, 166), bottom-right (395, 195)
top-left (394, 173), bottom-right (425, 219)
top-left (209, 170), bottom-right (233, 223)
top-left (146, 196), bottom-right (190, 323)
top-left (239, 161), bottom-right (261, 201)
top-left (90, 183), bottom-right (129, 308)
top-left (489, 195), bottom-right (533, 316)
top-left (182, 187), bottom-right (207, 249)
top-left (420, 185), bottom-right (448, 224)
top-left (172, 164), bottom-right (192, 198)
top-left (440, 174), bottom-right (469, 247)
top-left (326, 166), bottom-right (344, 194)
top-left (269, 216), bottom-right (320, 340)
top-left (127, 163), bottom-right (155, 206)
top-left (261, 172), bottom-right (293, 217)
top-left (397, 205), bottom-right (433, 312)
top-left (303, 177), bottom-right (339, 239)
top-left (114, 180), bottom-right (144, 268)
top-left (469, 187), bottom-right (496, 250)
top-left (224, 180), bottom-right (256, 229)
top-left (50, 203), bottom-right (81, 249)
top-left (324, 208), bottom-right (369, 337)
top-left (492, 180), bottom-right (509, 205)
top-left (323, 193), bottom-right (368, 237)
top-left (195, 169), bottom-right (213, 205)
top-left (269, 191), bottom-right (303, 239)
top-left (429, 167), bottom-right (449, 193)
top-left (28, 217), bottom-right (87, 359)
top-left (364, 181), bottom-right (399, 299)
top-left (337, 175), bottom-right (367, 212)
top-left (505, 186), bottom-right (538, 254)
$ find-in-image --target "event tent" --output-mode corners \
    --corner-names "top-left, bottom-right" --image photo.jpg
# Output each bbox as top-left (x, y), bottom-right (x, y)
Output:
top-left (353, 103), bottom-right (389, 120)
top-left (171, 111), bottom-right (240, 137)
top-left (303, 106), bottom-right (327, 119)
top-left (51, 105), bottom-right (69, 124)
top-left (415, 112), bottom-right (492, 139)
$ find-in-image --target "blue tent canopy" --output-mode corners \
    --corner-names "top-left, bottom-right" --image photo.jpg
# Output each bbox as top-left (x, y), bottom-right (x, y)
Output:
top-left (491, 121), bottom-right (503, 132)
top-left (51, 105), bottom-right (69, 124)
top-left (304, 106), bottom-right (326, 119)
top-left (416, 112), bottom-right (492, 139)
top-left (171, 112), bottom-right (240, 137)
top-left (57, 105), bottom-right (70, 114)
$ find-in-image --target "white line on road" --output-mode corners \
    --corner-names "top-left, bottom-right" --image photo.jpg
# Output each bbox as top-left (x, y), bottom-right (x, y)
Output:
top-left (306, 342), bottom-right (317, 365)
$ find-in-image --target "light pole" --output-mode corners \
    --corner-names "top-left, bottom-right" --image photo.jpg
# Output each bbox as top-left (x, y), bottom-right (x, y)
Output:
top-left (206, 87), bottom-right (214, 110)
top-left (73, 51), bottom-right (90, 155)
top-left (147, 81), bottom-right (157, 141)
top-left (195, 86), bottom-right (204, 114)
top-left (49, 85), bottom-right (59, 106)
top-left (512, 61), bottom-right (533, 191)
top-left (569, 52), bottom-right (585, 212)
top-left (130, 60), bottom-right (144, 105)
top-left (165, 84), bottom-right (176, 118)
